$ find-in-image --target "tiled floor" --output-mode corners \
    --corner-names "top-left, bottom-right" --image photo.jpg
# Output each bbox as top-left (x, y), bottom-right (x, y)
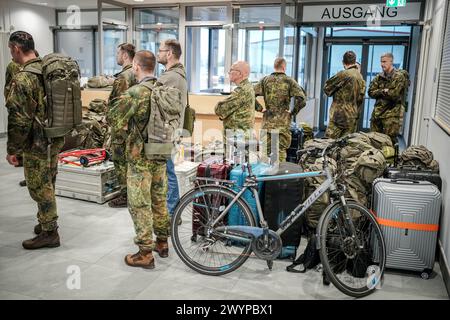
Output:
top-left (0, 138), bottom-right (448, 300)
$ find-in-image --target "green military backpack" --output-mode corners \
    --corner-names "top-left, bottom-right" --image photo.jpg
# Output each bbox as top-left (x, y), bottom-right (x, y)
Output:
top-left (141, 81), bottom-right (184, 160)
top-left (87, 75), bottom-right (114, 88)
top-left (399, 145), bottom-right (439, 171)
top-left (88, 98), bottom-right (107, 114)
top-left (354, 148), bottom-right (386, 185)
top-left (24, 53), bottom-right (82, 138)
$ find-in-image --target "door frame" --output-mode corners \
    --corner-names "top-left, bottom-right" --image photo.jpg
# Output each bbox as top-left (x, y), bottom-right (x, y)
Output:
top-left (319, 36), bottom-right (410, 132)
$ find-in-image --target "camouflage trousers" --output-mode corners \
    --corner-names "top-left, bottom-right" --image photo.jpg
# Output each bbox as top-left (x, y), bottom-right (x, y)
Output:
top-left (127, 159), bottom-right (169, 251)
top-left (370, 116), bottom-right (400, 144)
top-left (260, 127), bottom-right (291, 163)
top-left (23, 151), bottom-right (59, 231)
top-left (325, 118), bottom-right (357, 139)
top-left (111, 141), bottom-right (127, 197)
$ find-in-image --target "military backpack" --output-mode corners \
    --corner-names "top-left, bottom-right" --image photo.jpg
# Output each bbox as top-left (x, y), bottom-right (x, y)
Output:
top-left (23, 53), bottom-right (82, 138)
top-left (141, 81), bottom-right (184, 160)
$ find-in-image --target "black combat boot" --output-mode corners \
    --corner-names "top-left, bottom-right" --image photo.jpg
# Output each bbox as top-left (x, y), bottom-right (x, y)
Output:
top-left (108, 194), bottom-right (127, 208)
top-left (22, 228), bottom-right (60, 250)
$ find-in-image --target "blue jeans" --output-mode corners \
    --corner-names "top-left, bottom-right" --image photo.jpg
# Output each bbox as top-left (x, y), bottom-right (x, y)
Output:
top-left (166, 159), bottom-right (180, 216)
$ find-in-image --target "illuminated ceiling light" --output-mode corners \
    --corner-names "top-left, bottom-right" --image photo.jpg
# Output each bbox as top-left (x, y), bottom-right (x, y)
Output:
top-left (156, 22), bottom-right (162, 25)
top-left (134, 0), bottom-right (144, 2)
top-left (37, 2), bottom-right (48, 5)
top-left (258, 21), bottom-right (265, 24)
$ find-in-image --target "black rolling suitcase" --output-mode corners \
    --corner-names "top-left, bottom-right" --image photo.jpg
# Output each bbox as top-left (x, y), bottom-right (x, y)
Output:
top-left (384, 166), bottom-right (442, 191)
top-left (286, 126), bottom-right (304, 163)
top-left (262, 162), bottom-right (305, 259)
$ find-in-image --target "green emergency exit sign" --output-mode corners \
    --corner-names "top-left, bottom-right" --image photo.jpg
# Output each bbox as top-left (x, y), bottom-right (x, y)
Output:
top-left (386, 0), bottom-right (406, 7)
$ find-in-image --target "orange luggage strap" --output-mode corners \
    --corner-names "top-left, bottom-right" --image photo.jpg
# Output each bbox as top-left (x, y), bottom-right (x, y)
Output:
top-left (370, 210), bottom-right (439, 232)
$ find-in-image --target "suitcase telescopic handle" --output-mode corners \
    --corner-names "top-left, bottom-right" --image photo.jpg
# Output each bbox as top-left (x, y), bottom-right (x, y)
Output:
top-left (391, 178), bottom-right (420, 184)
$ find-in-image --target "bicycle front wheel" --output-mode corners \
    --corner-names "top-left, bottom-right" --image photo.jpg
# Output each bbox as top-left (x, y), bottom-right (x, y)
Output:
top-left (171, 185), bottom-right (256, 276)
top-left (318, 200), bottom-right (386, 298)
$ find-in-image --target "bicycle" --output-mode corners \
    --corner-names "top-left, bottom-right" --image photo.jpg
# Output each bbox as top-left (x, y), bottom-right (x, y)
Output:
top-left (170, 137), bottom-right (386, 298)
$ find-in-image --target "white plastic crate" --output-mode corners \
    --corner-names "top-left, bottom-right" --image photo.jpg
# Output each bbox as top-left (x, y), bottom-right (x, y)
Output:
top-left (175, 161), bottom-right (200, 197)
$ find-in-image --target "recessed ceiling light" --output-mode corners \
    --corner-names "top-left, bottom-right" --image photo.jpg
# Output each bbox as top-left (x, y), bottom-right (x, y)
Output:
top-left (37, 2), bottom-right (48, 5)
top-left (259, 21), bottom-right (265, 24)
top-left (134, 0), bottom-right (144, 2)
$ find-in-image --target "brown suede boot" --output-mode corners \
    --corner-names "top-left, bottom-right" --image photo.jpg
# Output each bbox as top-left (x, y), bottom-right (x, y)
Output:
top-left (154, 238), bottom-right (169, 258)
top-left (22, 229), bottom-right (60, 250)
top-left (124, 249), bottom-right (155, 269)
top-left (108, 195), bottom-right (127, 208)
top-left (34, 224), bottom-right (42, 235)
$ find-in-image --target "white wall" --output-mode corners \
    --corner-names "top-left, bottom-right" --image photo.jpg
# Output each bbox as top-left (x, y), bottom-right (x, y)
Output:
top-left (0, 1), bottom-right (55, 56)
top-left (411, 0), bottom-right (450, 294)
top-left (0, 0), bottom-right (55, 134)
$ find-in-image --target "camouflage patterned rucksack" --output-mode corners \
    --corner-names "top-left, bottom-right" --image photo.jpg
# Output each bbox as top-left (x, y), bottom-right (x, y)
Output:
top-left (141, 81), bottom-right (183, 160)
top-left (301, 157), bottom-right (337, 228)
top-left (299, 122), bottom-right (314, 142)
top-left (87, 75), bottom-right (114, 88)
top-left (354, 149), bottom-right (386, 185)
top-left (362, 132), bottom-right (393, 150)
top-left (23, 53), bottom-right (82, 138)
top-left (399, 145), bottom-right (439, 171)
top-left (88, 99), bottom-right (107, 113)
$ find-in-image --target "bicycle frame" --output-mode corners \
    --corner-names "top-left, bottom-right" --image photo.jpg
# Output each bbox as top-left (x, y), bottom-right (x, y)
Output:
top-left (210, 164), bottom-right (339, 238)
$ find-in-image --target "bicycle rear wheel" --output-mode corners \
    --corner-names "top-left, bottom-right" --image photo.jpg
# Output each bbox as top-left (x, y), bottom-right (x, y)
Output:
top-left (171, 185), bottom-right (256, 276)
top-left (318, 200), bottom-right (386, 298)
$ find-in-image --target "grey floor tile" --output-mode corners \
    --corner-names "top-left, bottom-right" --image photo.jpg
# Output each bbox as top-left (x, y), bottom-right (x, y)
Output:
top-left (0, 252), bottom-right (90, 299)
top-left (50, 229), bottom-right (131, 264)
top-left (0, 290), bottom-right (38, 300)
top-left (135, 277), bottom-right (229, 300)
top-left (42, 264), bottom-right (158, 300)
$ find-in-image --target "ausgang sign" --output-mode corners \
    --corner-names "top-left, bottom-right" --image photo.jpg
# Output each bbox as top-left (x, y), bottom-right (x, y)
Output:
top-left (302, 2), bottom-right (422, 23)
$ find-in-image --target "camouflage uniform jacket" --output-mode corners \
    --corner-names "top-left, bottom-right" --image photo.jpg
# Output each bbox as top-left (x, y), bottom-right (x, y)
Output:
top-left (214, 78), bottom-right (255, 131)
top-left (368, 68), bottom-right (409, 119)
top-left (254, 72), bottom-right (306, 129)
top-left (324, 66), bottom-right (366, 125)
top-left (6, 58), bottom-right (63, 155)
top-left (114, 76), bottom-right (157, 162)
top-left (107, 64), bottom-right (137, 130)
top-left (4, 61), bottom-right (21, 99)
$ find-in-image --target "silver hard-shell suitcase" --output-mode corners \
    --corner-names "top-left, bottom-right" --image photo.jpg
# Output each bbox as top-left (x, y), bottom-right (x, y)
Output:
top-left (56, 161), bottom-right (120, 204)
top-left (372, 178), bottom-right (441, 279)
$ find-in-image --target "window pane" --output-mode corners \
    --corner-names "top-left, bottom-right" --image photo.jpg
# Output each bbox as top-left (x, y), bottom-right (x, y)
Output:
top-left (186, 6), bottom-right (227, 22)
top-left (135, 29), bottom-right (178, 77)
top-left (186, 27), bottom-right (226, 93)
top-left (56, 31), bottom-right (94, 78)
top-left (243, 29), bottom-right (280, 82)
top-left (235, 6), bottom-right (281, 24)
top-left (284, 26), bottom-right (295, 77)
top-left (326, 26), bottom-right (411, 37)
top-left (134, 7), bottom-right (179, 25)
top-left (102, 29), bottom-right (126, 75)
top-left (297, 31), bottom-right (307, 88)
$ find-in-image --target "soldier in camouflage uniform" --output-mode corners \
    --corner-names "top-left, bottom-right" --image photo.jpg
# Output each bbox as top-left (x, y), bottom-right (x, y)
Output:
top-left (106, 43), bottom-right (137, 208)
top-left (114, 50), bottom-right (169, 269)
top-left (324, 51), bottom-right (366, 139)
top-left (6, 31), bottom-right (64, 249)
top-left (4, 60), bottom-right (27, 187)
top-left (4, 60), bottom-right (20, 98)
top-left (215, 61), bottom-right (255, 154)
top-left (254, 57), bottom-right (306, 162)
top-left (369, 53), bottom-right (409, 144)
